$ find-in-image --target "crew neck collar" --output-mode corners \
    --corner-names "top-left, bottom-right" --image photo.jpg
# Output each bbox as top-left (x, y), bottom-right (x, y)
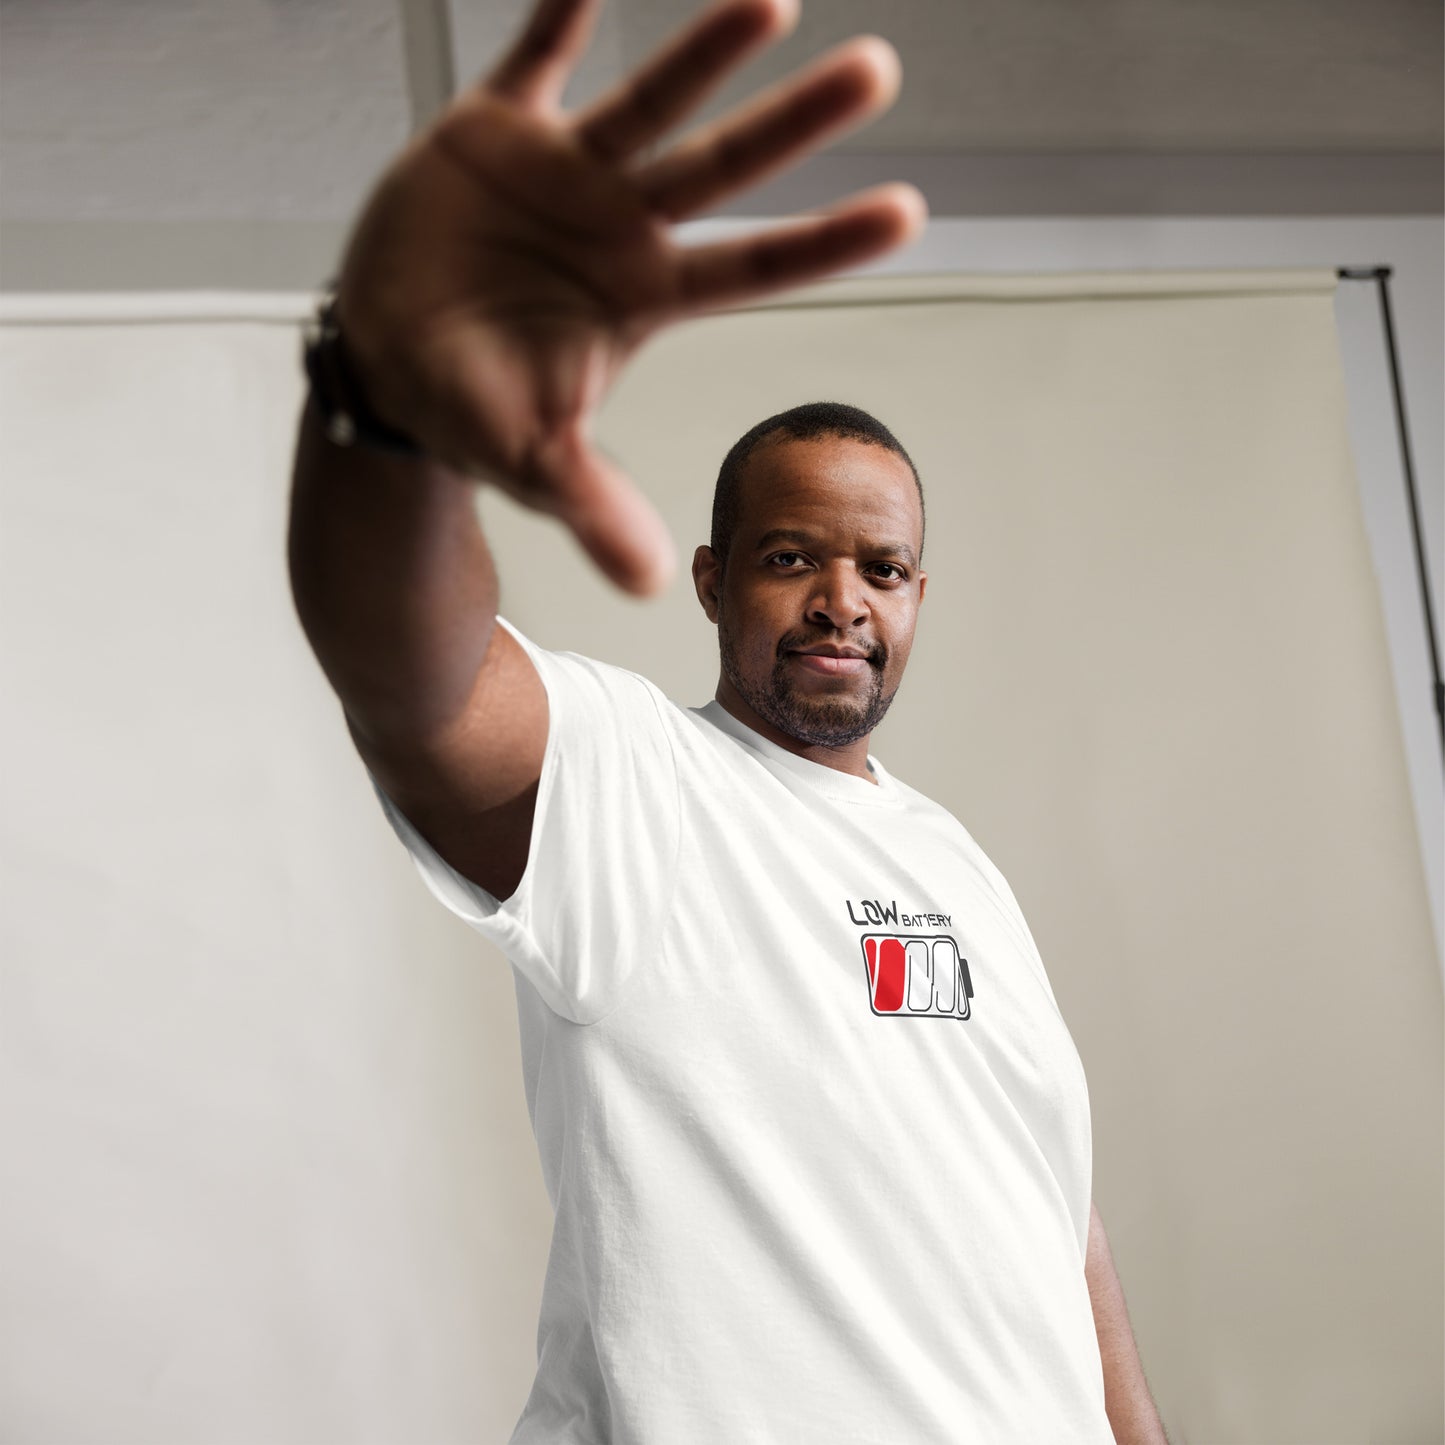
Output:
top-left (691, 699), bottom-right (906, 809)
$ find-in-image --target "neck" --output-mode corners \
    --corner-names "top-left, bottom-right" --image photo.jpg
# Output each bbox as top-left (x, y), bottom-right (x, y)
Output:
top-left (714, 683), bottom-right (877, 783)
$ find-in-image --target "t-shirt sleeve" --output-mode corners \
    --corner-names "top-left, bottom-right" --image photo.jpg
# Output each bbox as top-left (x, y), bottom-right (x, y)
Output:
top-left (362, 615), bottom-right (681, 1026)
top-left (990, 866), bottom-right (1063, 1015)
top-left (951, 810), bottom-right (1065, 1016)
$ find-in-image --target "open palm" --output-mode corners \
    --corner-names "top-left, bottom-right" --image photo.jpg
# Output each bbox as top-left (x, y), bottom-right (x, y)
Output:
top-left (335, 0), bottom-right (926, 595)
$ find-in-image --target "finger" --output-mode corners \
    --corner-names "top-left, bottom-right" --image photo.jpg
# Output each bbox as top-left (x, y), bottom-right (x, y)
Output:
top-left (672, 182), bottom-right (927, 314)
top-left (482, 0), bottom-right (603, 112)
top-left (528, 426), bottom-right (679, 597)
top-left (572, 0), bottom-right (796, 164)
top-left (633, 35), bottom-right (901, 222)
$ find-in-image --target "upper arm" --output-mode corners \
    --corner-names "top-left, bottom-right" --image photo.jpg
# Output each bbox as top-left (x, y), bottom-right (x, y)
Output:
top-left (1085, 1199), bottom-right (1112, 1297)
top-left (1085, 1198), bottom-right (1134, 1355)
top-left (346, 620), bottom-right (548, 902)
top-left (1085, 1200), bottom-right (1169, 1440)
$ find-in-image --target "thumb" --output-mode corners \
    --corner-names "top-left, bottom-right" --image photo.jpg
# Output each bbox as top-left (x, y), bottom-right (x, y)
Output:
top-left (535, 428), bottom-right (678, 599)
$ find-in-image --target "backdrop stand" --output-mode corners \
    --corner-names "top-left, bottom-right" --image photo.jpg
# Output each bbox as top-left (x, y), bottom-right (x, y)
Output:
top-left (1338, 264), bottom-right (1443, 768)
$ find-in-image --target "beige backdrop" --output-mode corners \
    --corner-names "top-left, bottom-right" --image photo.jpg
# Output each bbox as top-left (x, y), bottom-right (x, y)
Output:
top-left (1, 271), bottom-right (1439, 1444)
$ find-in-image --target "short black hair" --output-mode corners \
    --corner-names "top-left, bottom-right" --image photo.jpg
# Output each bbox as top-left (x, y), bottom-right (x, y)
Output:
top-left (709, 401), bottom-right (925, 575)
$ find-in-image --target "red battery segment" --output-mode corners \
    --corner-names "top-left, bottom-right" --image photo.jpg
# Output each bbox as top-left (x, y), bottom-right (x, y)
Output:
top-left (860, 934), bottom-right (974, 1019)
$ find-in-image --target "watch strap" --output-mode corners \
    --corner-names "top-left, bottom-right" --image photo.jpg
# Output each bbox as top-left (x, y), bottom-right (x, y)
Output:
top-left (302, 290), bottom-right (424, 458)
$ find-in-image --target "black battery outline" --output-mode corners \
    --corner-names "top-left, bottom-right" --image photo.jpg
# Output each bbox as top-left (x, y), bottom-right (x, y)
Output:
top-left (859, 933), bottom-right (975, 1020)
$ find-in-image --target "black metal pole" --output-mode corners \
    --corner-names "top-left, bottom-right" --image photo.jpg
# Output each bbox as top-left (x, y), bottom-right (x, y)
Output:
top-left (1337, 264), bottom-right (1444, 771)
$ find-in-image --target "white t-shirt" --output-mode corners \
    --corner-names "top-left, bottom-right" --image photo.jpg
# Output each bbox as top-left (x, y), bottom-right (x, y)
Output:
top-left (365, 615), bottom-right (1112, 1445)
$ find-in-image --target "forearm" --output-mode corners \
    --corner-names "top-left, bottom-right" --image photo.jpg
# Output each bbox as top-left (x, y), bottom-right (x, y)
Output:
top-left (286, 395), bottom-right (500, 746)
top-left (1085, 1201), bottom-right (1168, 1445)
top-left (1099, 1332), bottom-right (1167, 1445)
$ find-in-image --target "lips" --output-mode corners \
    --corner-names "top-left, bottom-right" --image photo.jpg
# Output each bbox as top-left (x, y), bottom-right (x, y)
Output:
top-left (789, 644), bottom-right (869, 660)
top-left (790, 651), bottom-right (870, 676)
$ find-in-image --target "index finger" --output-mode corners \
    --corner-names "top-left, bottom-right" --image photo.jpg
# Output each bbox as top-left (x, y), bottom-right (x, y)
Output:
top-left (671, 182), bottom-right (928, 315)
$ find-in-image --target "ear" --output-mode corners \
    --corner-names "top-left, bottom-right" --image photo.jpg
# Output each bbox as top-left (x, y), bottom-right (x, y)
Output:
top-left (692, 544), bottom-right (723, 622)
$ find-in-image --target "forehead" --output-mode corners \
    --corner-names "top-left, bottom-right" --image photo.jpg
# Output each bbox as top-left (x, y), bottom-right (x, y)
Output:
top-left (738, 433), bottom-right (918, 534)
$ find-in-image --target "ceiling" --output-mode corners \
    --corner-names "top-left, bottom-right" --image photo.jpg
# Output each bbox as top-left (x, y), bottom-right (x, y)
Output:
top-left (451, 0), bottom-right (1444, 152)
top-left (0, 0), bottom-right (1439, 288)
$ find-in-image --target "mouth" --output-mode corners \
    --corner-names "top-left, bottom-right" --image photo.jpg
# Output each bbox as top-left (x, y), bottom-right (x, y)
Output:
top-left (789, 651), bottom-right (871, 676)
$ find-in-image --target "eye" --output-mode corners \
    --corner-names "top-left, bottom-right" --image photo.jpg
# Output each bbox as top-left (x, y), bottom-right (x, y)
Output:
top-left (768, 552), bottom-right (907, 582)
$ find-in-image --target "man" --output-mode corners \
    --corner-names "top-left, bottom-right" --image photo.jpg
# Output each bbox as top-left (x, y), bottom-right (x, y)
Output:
top-left (287, 0), bottom-right (1168, 1439)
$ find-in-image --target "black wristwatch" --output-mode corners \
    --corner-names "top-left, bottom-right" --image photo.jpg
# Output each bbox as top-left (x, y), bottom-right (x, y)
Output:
top-left (302, 287), bottom-right (424, 458)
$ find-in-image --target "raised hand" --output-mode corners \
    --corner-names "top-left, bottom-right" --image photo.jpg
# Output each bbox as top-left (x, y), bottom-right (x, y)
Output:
top-left (333, 0), bottom-right (926, 596)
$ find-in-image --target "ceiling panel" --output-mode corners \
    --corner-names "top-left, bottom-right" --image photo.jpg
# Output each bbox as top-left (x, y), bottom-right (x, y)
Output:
top-left (0, 0), bottom-right (1437, 240)
top-left (0, 0), bottom-right (412, 223)
top-left (453, 0), bottom-right (1443, 152)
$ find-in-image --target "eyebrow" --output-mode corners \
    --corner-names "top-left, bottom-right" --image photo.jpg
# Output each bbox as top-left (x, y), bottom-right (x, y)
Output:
top-left (752, 528), bottom-right (918, 570)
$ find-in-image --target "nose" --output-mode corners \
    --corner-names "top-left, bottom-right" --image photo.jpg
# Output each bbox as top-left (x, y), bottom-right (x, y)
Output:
top-left (803, 561), bottom-right (870, 635)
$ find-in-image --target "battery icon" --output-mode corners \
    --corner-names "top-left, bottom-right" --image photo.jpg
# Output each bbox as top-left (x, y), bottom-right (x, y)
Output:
top-left (860, 934), bottom-right (974, 1019)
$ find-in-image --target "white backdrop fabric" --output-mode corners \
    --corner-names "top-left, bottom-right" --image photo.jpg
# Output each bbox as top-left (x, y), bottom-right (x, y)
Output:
top-left (1, 270), bottom-right (1439, 1444)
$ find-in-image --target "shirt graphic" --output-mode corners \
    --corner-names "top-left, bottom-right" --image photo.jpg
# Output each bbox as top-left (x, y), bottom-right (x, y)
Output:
top-left (859, 933), bottom-right (975, 1018)
top-left (849, 899), bottom-right (975, 1019)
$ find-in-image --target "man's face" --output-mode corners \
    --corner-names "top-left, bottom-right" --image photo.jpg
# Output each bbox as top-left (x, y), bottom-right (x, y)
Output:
top-left (692, 432), bottom-right (927, 756)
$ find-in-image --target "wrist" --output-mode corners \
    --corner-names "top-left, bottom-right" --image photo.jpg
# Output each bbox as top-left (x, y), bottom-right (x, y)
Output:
top-left (303, 286), bottom-right (425, 458)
